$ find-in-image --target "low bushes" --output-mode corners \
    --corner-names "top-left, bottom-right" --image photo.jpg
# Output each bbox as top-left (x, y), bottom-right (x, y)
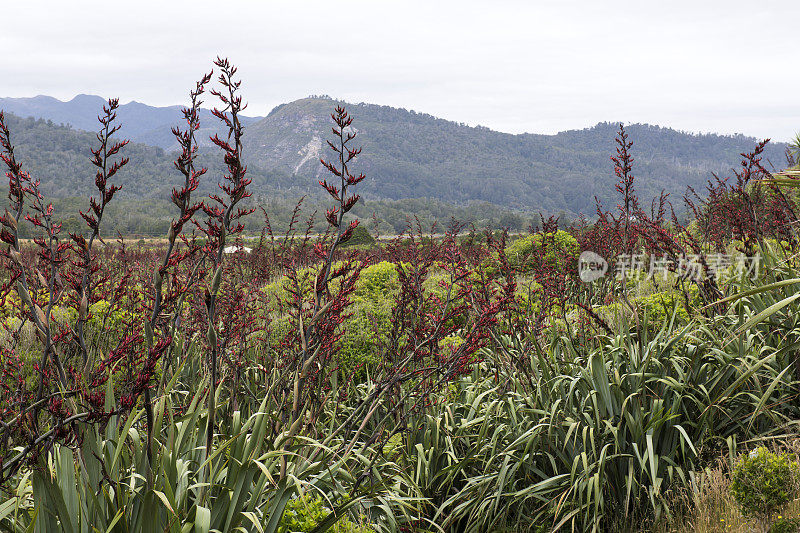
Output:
top-left (731, 448), bottom-right (800, 530)
top-left (504, 230), bottom-right (579, 272)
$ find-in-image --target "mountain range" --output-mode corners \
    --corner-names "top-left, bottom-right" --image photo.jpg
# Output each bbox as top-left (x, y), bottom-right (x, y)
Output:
top-left (245, 98), bottom-right (789, 215)
top-left (0, 94), bottom-right (790, 232)
top-left (0, 94), bottom-right (262, 151)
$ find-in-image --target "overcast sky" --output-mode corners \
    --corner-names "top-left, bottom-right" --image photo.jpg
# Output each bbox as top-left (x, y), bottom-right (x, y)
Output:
top-left (2, 0), bottom-right (798, 141)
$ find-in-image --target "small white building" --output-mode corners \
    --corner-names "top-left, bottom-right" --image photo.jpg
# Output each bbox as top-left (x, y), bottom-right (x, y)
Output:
top-left (223, 245), bottom-right (252, 254)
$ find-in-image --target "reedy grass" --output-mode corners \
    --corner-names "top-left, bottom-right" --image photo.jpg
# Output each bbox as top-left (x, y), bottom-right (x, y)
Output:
top-left (394, 256), bottom-right (800, 531)
top-left (0, 346), bottom-right (420, 532)
top-left (4, 233), bottom-right (800, 533)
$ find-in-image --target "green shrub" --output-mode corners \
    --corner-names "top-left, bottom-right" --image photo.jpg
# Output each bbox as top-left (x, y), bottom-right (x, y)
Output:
top-left (514, 279), bottom-right (543, 316)
top-left (262, 262), bottom-right (402, 379)
top-left (337, 262), bottom-right (400, 376)
top-left (279, 493), bottom-right (329, 533)
top-left (595, 283), bottom-right (701, 336)
top-left (278, 492), bottom-right (375, 533)
top-left (504, 230), bottom-right (578, 272)
top-left (267, 314), bottom-right (294, 349)
top-left (636, 284), bottom-right (699, 325)
top-left (87, 299), bottom-right (134, 331)
top-left (339, 224), bottom-right (376, 247)
top-left (354, 261), bottom-right (399, 302)
top-left (422, 271), bottom-right (453, 303)
top-left (731, 447), bottom-right (800, 524)
top-left (438, 334), bottom-right (464, 353)
top-left (771, 516), bottom-right (800, 533)
top-left (336, 297), bottom-right (393, 377)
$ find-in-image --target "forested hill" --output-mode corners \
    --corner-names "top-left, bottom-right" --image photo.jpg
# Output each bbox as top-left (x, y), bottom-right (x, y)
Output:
top-left (245, 97), bottom-right (789, 216)
top-left (0, 113), bottom-right (524, 236)
top-left (0, 95), bottom-right (790, 220)
top-left (0, 113), bottom-right (287, 201)
top-left (0, 94), bottom-right (262, 151)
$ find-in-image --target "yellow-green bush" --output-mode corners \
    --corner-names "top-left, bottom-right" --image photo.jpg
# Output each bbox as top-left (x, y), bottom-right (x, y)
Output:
top-left (731, 447), bottom-right (800, 526)
top-left (278, 492), bottom-right (375, 533)
top-left (338, 262), bottom-right (402, 377)
top-left (355, 261), bottom-right (400, 301)
top-left (637, 284), bottom-right (700, 324)
top-left (594, 283), bottom-right (701, 339)
top-left (259, 261), bottom-right (483, 379)
top-left (504, 230), bottom-right (578, 272)
top-left (514, 279), bottom-right (543, 317)
top-left (262, 262), bottom-right (401, 378)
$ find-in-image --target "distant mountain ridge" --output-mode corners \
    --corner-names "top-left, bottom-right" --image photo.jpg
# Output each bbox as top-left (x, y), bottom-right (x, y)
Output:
top-left (0, 94), bottom-right (262, 150)
top-left (0, 94), bottom-right (790, 217)
top-left (243, 97), bottom-right (789, 215)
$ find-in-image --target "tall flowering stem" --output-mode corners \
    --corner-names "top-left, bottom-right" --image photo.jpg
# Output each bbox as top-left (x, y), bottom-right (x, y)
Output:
top-left (0, 114), bottom-right (77, 480)
top-left (69, 99), bottom-right (128, 366)
top-left (611, 123), bottom-right (639, 255)
top-left (150, 71), bottom-right (212, 342)
top-left (276, 106), bottom-right (367, 479)
top-left (316, 105), bottom-right (365, 310)
top-left (686, 139), bottom-right (794, 255)
top-left (139, 71), bottom-right (213, 471)
top-left (201, 57), bottom-right (253, 461)
top-left (0, 115), bottom-right (62, 385)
